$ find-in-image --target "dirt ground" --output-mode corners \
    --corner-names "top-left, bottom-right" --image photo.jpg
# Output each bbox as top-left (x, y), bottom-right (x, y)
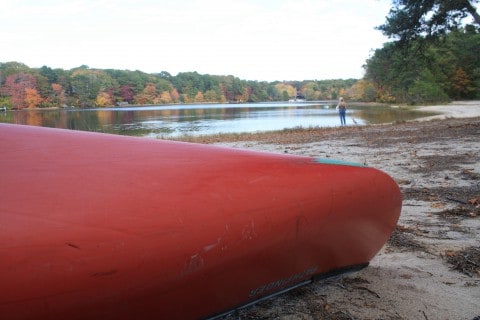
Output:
top-left (178, 109), bottom-right (480, 320)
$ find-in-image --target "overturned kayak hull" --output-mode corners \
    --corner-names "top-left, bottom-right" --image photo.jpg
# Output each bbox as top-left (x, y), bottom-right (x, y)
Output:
top-left (0, 124), bottom-right (401, 319)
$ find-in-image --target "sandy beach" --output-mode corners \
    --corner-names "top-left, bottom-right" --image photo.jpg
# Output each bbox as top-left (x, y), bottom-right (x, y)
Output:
top-left (180, 101), bottom-right (480, 320)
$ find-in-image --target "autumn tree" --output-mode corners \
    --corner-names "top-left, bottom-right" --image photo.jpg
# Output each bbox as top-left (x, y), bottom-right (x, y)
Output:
top-left (241, 87), bottom-right (252, 102)
top-left (157, 91), bottom-right (173, 104)
top-left (96, 91), bottom-right (113, 107)
top-left (274, 83), bottom-right (295, 100)
top-left (347, 79), bottom-right (378, 102)
top-left (135, 83), bottom-right (157, 104)
top-left (219, 76), bottom-right (243, 102)
top-left (450, 67), bottom-right (475, 98)
top-left (24, 88), bottom-right (43, 108)
top-left (204, 89), bottom-right (219, 102)
top-left (194, 91), bottom-right (204, 103)
top-left (2, 60), bottom-right (367, 106)
top-left (119, 85), bottom-right (135, 103)
top-left (1, 73), bottom-right (38, 109)
top-left (302, 82), bottom-right (321, 101)
top-left (170, 88), bottom-right (180, 103)
top-left (51, 83), bottom-right (66, 106)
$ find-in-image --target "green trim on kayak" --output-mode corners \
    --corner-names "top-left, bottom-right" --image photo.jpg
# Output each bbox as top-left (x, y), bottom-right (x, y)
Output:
top-left (312, 158), bottom-right (367, 167)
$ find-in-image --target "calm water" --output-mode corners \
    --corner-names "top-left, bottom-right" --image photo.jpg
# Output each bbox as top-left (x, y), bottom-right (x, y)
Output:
top-left (0, 102), bottom-right (434, 138)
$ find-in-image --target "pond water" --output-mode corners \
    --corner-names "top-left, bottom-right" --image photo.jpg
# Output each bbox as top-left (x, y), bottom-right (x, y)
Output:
top-left (0, 102), bottom-right (434, 138)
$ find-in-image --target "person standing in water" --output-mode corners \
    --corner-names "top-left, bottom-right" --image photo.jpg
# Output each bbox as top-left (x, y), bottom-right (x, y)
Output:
top-left (337, 97), bottom-right (347, 126)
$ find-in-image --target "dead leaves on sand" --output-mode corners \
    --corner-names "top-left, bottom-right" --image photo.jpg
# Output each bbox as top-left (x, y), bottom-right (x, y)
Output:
top-left (402, 185), bottom-right (480, 222)
top-left (437, 193), bottom-right (480, 222)
top-left (438, 205), bottom-right (479, 221)
top-left (444, 247), bottom-right (480, 277)
top-left (387, 226), bottom-right (427, 252)
top-left (411, 154), bottom-right (477, 173)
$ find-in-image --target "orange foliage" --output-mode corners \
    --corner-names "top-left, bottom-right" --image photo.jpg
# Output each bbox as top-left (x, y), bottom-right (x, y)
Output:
top-left (194, 91), bottom-right (204, 103)
top-left (96, 92), bottom-right (113, 107)
top-left (170, 88), bottom-right (180, 103)
top-left (135, 83), bottom-right (157, 104)
top-left (143, 83), bottom-right (157, 96)
top-left (159, 91), bottom-right (173, 104)
top-left (51, 83), bottom-right (63, 95)
top-left (451, 68), bottom-right (473, 98)
top-left (24, 88), bottom-right (42, 109)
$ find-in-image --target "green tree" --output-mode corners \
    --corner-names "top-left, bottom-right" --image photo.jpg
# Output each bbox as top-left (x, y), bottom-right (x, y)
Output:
top-left (379, 0), bottom-right (480, 42)
top-left (0, 62), bottom-right (32, 81)
top-left (408, 69), bottom-right (449, 103)
top-left (70, 69), bottom-right (117, 107)
top-left (39, 65), bottom-right (58, 83)
top-left (219, 75), bottom-right (244, 102)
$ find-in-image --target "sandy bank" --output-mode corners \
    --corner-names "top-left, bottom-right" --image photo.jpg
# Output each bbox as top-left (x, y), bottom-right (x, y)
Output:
top-left (415, 100), bottom-right (480, 120)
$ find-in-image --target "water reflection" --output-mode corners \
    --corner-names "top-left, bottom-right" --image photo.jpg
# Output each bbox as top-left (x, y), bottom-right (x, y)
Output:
top-left (353, 105), bottom-right (428, 124)
top-left (0, 103), bottom-right (434, 138)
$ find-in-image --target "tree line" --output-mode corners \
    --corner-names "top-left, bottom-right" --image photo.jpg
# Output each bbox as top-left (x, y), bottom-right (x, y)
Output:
top-left (0, 62), bottom-right (356, 110)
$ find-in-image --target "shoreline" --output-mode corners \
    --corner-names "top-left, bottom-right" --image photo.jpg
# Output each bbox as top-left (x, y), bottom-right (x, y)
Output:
top-left (413, 100), bottom-right (480, 121)
top-left (173, 101), bottom-right (480, 145)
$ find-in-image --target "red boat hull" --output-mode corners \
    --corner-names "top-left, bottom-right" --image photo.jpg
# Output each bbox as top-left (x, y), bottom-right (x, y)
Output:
top-left (0, 124), bottom-right (401, 319)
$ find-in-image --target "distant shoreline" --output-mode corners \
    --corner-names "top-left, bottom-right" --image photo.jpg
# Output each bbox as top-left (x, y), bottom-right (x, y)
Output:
top-left (4, 100), bottom-right (478, 114)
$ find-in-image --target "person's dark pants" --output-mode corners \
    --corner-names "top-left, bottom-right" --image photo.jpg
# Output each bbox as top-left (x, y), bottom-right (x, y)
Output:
top-left (339, 110), bottom-right (346, 126)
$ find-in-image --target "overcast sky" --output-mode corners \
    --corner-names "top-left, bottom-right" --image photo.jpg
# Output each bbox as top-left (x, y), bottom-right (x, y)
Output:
top-left (1, 0), bottom-right (392, 81)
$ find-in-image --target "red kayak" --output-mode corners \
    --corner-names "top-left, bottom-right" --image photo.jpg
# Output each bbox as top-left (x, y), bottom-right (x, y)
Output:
top-left (0, 124), bottom-right (401, 320)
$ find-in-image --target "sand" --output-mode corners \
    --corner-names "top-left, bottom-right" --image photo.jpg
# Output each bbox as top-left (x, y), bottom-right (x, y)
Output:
top-left (187, 101), bottom-right (480, 320)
